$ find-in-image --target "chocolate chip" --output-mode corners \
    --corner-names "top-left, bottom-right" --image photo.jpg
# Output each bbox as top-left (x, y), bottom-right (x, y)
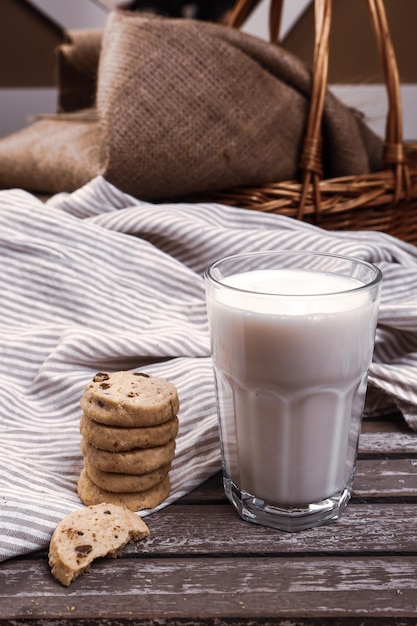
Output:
top-left (75, 544), bottom-right (92, 557)
top-left (133, 372), bottom-right (150, 378)
top-left (127, 392), bottom-right (139, 397)
top-left (100, 383), bottom-right (111, 389)
top-left (93, 372), bottom-right (110, 382)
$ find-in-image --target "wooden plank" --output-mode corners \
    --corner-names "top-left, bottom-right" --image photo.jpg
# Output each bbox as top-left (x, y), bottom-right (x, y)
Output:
top-left (137, 503), bottom-right (417, 556)
top-left (359, 431), bottom-right (417, 455)
top-left (1, 556), bottom-right (416, 622)
top-left (156, 501), bottom-right (414, 553)
top-left (359, 417), bottom-right (417, 454)
top-left (180, 457), bottom-right (417, 505)
top-left (353, 459), bottom-right (417, 498)
top-left (361, 418), bottom-right (409, 433)
top-left (3, 503), bottom-right (416, 564)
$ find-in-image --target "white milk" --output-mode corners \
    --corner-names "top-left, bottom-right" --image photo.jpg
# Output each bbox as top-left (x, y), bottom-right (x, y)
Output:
top-left (207, 268), bottom-right (379, 506)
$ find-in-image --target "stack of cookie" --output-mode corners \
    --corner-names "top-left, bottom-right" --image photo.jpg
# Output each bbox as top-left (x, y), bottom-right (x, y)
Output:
top-left (77, 371), bottom-right (179, 512)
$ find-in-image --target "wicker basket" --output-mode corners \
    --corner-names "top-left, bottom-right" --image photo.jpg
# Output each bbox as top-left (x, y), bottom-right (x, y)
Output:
top-left (203, 0), bottom-right (417, 244)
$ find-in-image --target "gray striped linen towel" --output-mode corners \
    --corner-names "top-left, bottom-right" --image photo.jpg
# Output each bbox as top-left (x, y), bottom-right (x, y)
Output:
top-left (1, 175), bottom-right (416, 561)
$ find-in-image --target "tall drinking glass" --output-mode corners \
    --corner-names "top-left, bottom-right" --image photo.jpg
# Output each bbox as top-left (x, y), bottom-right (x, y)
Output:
top-left (205, 251), bottom-right (382, 531)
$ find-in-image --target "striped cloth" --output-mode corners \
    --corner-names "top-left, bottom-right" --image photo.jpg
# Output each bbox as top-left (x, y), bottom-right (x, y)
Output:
top-left (1, 176), bottom-right (416, 561)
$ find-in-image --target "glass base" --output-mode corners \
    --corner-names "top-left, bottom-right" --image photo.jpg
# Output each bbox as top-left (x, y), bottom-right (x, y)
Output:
top-left (223, 476), bottom-right (352, 532)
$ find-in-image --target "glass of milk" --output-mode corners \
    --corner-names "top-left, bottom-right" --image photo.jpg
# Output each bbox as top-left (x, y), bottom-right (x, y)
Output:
top-left (205, 250), bottom-right (382, 531)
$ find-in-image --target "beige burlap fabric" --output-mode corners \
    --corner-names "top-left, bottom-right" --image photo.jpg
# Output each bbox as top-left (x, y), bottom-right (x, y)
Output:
top-left (0, 10), bottom-right (382, 199)
top-left (57, 29), bottom-right (103, 113)
top-left (0, 115), bottom-right (103, 195)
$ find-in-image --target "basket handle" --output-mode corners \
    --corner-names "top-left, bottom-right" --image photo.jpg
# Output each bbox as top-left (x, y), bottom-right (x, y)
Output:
top-left (228, 0), bottom-right (410, 217)
top-left (366, 0), bottom-right (411, 203)
top-left (227, 0), bottom-right (283, 43)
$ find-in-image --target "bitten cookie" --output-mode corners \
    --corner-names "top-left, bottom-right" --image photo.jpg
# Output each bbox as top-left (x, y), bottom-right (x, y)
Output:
top-left (77, 468), bottom-right (170, 511)
top-left (81, 438), bottom-right (176, 474)
top-left (48, 503), bottom-right (149, 586)
top-left (80, 413), bottom-right (179, 452)
top-left (84, 460), bottom-right (171, 493)
top-left (80, 371), bottom-right (180, 427)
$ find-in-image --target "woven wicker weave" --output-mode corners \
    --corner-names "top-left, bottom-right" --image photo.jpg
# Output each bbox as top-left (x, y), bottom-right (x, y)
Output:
top-left (207, 0), bottom-right (417, 244)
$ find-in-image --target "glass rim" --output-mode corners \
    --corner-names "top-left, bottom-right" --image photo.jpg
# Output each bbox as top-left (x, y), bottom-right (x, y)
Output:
top-left (205, 249), bottom-right (383, 298)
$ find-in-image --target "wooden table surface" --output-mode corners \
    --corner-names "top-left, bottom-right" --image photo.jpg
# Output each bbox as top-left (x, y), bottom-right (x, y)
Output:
top-left (1, 411), bottom-right (416, 625)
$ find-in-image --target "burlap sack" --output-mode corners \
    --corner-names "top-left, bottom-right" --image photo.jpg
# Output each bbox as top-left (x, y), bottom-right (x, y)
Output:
top-left (0, 9), bottom-right (382, 199)
top-left (57, 29), bottom-right (103, 113)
